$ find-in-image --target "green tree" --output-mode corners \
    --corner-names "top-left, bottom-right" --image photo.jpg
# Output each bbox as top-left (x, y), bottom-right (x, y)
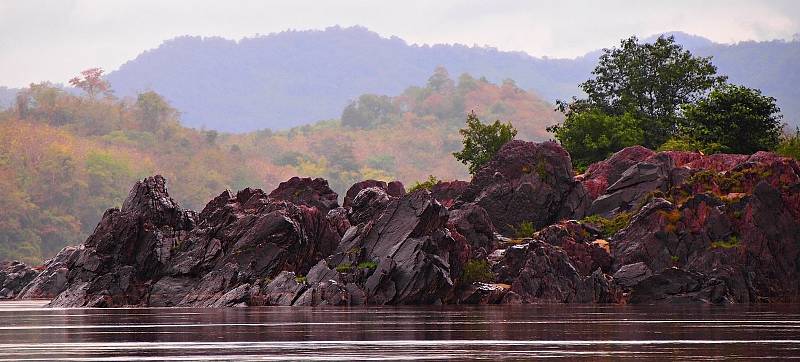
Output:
top-left (453, 111), bottom-right (517, 174)
top-left (777, 128), bottom-right (800, 160)
top-left (135, 91), bottom-right (176, 133)
top-left (569, 35), bottom-right (726, 148)
top-left (548, 110), bottom-right (643, 169)
top-left (341, 94), bottom-right (400, 129)
top-left (679, 84), bottom-right (784, 154)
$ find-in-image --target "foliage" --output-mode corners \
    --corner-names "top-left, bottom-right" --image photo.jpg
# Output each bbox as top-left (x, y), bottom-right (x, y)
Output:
top-left (777, 128), bottom-right (800, 160)
top-left (547, 110), bottom-right (643, 169)
top-left (573, 35), bottom-right (726, 148)
top-left (511, 221), bottom-right (537, 238)
top-left (409, 175), bottom-right (440, 192)
top-left (335, 262), bottom-right (352, 273)
top-left (581, 212), bottom-right (633, 238)
top-left (679, 84), bottom-right (784, 154)
top-left (294, 275), bottom-right (307, 284)
top-left (461, 259), bottom-right (494, 285)
top-left (357, 261), bottom-right (378, 270)
top-left (453, 111), bottom-right (517, 174)
top-left (710, 235), bottom-right (741, 249)
top-left (69, 68), bottom-right (113, 99)
top-left (341, 94), bottom-right (400, 129)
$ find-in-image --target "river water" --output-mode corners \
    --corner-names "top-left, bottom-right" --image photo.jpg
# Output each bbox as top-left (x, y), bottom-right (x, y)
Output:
top-left (1, 301), bottom-right (799, 360)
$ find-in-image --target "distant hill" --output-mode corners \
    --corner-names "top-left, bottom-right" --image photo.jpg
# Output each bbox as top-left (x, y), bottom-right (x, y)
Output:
top-left (99, 27), bottom-right (798, 131)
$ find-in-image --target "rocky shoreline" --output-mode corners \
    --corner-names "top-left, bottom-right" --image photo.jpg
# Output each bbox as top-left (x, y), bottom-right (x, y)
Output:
top-left (2, 140), bottom-right (799, 306)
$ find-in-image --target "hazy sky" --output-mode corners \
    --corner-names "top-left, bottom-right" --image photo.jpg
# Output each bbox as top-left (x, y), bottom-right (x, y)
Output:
top-left (1, 0), bottom-right (798, 87)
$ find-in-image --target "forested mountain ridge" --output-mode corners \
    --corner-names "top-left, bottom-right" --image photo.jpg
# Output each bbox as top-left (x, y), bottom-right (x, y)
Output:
top-left (102, 26), bottom-right (799, 131)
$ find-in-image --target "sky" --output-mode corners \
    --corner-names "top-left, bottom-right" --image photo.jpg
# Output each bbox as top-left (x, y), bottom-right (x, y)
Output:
top-left (1, 0), bottom-right (799, 88)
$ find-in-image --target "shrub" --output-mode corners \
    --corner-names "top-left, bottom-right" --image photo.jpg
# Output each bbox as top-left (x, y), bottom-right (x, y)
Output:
top-left (581, 212), bottom-right (632, 237)
top-left (453, 111), bottom-right (517, 174)
top-left (461, 259), bottom-right (494, 285)
top-left (409, 175), bottom-right (439, 192)
top-left (710, 234), bottom-right (741, 249)
top-left (511, 221), bottom-right (536, 238)
top-left (335, 262), bottom-right (352, 273)
top-left (357, 261), bottom-right (378, 270)
top-left (294, 275), bottom-right (307, 284)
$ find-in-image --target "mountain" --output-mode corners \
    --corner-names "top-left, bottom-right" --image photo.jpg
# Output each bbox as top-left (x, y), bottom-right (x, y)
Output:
top-left (105, 27), bottom-right (800, 132)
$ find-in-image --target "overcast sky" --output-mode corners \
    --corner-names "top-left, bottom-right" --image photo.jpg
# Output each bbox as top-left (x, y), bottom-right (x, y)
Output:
top-left (1, 0), bottom-right (798, 88)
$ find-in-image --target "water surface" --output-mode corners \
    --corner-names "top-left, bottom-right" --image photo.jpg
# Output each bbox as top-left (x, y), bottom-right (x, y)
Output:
top-left (1, 301), bottom-right (799, 360)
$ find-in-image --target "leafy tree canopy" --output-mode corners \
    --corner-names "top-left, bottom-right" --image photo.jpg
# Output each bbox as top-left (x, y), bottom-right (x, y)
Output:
top-left (453, 111), bottom-right (517, 174)
top-left (341, 94), bottom-right (400, 129)
top-left (547, 110), bottom-right (643, 170)
top-left (679, 84), bottom-right (784, 154)
top-left (562, 35), bottom-right (726, 149)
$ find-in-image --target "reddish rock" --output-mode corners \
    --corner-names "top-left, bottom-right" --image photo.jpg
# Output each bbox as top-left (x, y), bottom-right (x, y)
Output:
top-left (429, 180), bottom-right (469, 207)
top-left (267, 176), bottom-right (339, 213)
top-left (581, 146), bottom-right (655, 199)
top-left (459, 140), bottom-right (589, 235)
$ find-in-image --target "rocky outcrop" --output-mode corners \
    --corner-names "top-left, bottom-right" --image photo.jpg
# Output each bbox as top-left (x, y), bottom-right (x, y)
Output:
top-left (17, 141), bottom-right (800, 307)
top-left (429, 180), bottom-right (469, 207)
top-left (459, 140), bottom-right (589, 234)
top-left (267, 176), bottom-right (339, 213)
top-left (17, 246), bottom-right (81, 299)
top-left (255, 190), bottom-right (469, 306)
top-left (0, 261), bottom-right (38, 299)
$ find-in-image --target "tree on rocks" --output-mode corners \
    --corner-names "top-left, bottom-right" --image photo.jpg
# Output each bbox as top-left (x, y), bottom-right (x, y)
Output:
top-left (453, 111), bottom-right (517, 174)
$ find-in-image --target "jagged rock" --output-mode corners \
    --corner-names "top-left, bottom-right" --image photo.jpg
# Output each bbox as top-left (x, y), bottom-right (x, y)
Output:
top-left (49, 175), bottom-right (196, 307)
top-left (17, 246), bottom-right (82, 299)
top-left (536, 221), bottom-right (612, 275)
top-left (387, 181), bottom-right (406, 197)
top-left (326, 207), bottom-right (351, 236)
top-left (612, 262), bottom-right (652, 289)
top-left (267, 176), bottom-right (339, 213)
top-left (448, 203), bottom-right (496, 258)
top-left (580, 146), bottom-right (655, 199)
top-left (300, 190), bottom-right (468, 305)
top-left (429, 180), bottom-right (469, 207)
top-left (343, 180), bottom-right (406, 209)
top-left (348, 187), bottom-right (393, 225)
top-left (628, 268), bottom-right (733, 304)
top-left (455, 282), bottom-right (509, 304)
top-left (48, 176), bottom-right (342, 308)
top-left (493, 241), bottom-right (620, 303)
top-left (459, 140), bottom-right (589, 235)
top-left (343, 180), bottom-right (387, 208)
top-left (589, 153), bottom-right (684, 216)
top-left (0, 261), bottom-right (38, 299)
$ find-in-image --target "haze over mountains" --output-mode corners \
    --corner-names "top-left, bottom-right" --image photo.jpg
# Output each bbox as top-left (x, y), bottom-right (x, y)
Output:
top-left (5, 26), bottom-right (800, 131)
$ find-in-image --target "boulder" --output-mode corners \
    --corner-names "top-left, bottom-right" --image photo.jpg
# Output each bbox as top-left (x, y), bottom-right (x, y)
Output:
top-left (536, 221), bottom-right (612, 276)
top-left (267, 176), bottom-right (339, 213)
top-left (347, 187), bottom-right (393, 225)
top-left (628, 268), bottom-right (733, 304)
top-left (0, 261), bottom-right (38, 299)
top-left (459, 140), bottom-right (589, 235)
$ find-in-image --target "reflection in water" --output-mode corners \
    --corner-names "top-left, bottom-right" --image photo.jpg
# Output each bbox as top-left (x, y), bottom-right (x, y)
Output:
top-left (0, 301), bottom-right (799, 360)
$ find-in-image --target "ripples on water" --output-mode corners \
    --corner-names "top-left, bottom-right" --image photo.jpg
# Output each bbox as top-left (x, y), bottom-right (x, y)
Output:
top-left (1, 301), bottom-right (799, 360)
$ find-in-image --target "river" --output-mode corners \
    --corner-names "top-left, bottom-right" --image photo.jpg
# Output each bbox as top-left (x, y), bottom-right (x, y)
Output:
top-left (1, 301), bottom-right (799, 360)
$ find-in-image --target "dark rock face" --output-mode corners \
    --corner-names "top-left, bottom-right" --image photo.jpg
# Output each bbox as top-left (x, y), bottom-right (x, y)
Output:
top-left (536, 221), bottom-right (612, 276)
top-left (580, 146), bottom-right (655, 200)
top-left (386, 181), bottom-right (406, 198)
top-left (493, 241), bottom-right (620, 303)
top-left (610, 154), bottom-right (800, 303)
top-left (459, 140), bottom-right (589, 234)
top-left (429, 180), bottom-right (469, 207)
top-left (0, 261), bottom-right (38, 299)
top-left (343, 180), bottom-right (387, 208)
top-left (267, 176), bottom-right (339, 213)
top-left (255, 190), bottom-right (469, 306)
top-left (447, 203), bottom-right (496, 258)
top-left (17, 246), bottom-right (81, 299)
top-left (347, 187), bottom-right (393, 225)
